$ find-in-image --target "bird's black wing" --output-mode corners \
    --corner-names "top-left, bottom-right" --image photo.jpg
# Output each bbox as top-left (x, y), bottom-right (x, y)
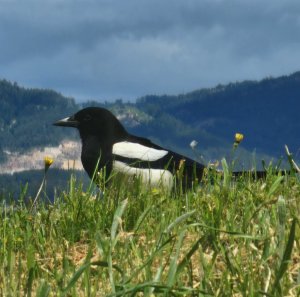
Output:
top-left (112, 134), bottom-right (205, 187)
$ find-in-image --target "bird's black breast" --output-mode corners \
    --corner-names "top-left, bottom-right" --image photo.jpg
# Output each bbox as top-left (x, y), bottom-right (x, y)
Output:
top-left (81, 136), bottom-right (113, 179)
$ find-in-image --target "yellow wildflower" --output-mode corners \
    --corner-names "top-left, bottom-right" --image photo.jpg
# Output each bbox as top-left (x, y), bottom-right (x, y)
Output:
top-left (151, 188), bottom-right (161, 196)
top-left (234, 133), bottom-right (244, 144)
top-left (44, 156), bottom-right (54, 170)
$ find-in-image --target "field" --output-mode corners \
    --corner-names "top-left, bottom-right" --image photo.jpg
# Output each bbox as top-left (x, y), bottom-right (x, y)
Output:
top-left (0, 160), bottom-right (299, 296)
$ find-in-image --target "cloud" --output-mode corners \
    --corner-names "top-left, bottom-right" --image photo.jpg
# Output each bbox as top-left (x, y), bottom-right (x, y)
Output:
top-left (1, 0), bottom-right (300, 101)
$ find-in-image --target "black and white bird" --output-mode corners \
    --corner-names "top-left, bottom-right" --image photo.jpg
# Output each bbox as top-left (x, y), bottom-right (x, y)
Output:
top-left (54, 107), bottom-right (206, 190)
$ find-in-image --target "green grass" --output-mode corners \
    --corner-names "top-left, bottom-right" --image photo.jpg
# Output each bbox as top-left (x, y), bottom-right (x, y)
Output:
top-left (0, 165), bottom-right (299, 296)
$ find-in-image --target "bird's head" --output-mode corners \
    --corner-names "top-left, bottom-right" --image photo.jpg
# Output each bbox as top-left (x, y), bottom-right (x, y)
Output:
top-left (54, 107), bottom-right (127, 142)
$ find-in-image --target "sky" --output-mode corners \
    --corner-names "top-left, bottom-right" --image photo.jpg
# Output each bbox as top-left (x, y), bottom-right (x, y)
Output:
top-left (1, 0), bottom-right (300, 102)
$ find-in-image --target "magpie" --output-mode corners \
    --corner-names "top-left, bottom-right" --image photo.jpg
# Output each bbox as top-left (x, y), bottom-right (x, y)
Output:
top-left (53, 107), bottom-right (207, 189)
top-left (53, 107), bottom-right (288, 189)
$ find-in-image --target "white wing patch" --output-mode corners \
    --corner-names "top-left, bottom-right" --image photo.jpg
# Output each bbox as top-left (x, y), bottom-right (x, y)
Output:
top-left (113, 161), bottom-right (174, 190)
top-left (112, 141), bottom-right (168, 161)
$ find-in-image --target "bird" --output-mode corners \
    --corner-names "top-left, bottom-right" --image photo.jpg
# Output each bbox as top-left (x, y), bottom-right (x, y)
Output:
top-left (54, 107), bottom-right (290, 190)
top-left (53, 107), bottom-right (206, 190)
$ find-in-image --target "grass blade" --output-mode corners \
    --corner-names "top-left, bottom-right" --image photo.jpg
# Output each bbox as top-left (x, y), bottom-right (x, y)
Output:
top-left (277, 195), bottom-right (286, 259)
top-left (164, 210), bottom-right (196, 234)
top-left (133, 204), bottom-right (153, 233)
top-left (177, 237), bottom-right (203, 275)
top-left (36, 280), bottom-right (51, 297)
top-left (25, 267), bottom-right (35, 297)
top-left (221, 158), bottom-right (230, 187)
top-left (123, 236), bottom-right (175, 285)
top-left (109, 199), bottom-right (128, 294)
top-left (285, 144), bottom-right (300, 173)
top-left (271, 218), bottom-right (296, 295)
top-left (95, 230), bottom-right (107, 258)
top-left (145, 265), bottom-right (164, 296)
top-left (62, 262), bottom-right (90, 294)
top-left (166, 229), bottom-right (186, 287)
top-left (111, 199), bottom-right (128, 246)
top-left (267, 176), bottom-right (284, 197)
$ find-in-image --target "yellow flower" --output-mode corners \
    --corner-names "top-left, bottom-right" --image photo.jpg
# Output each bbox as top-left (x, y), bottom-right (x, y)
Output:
top-left (234, 133), bottom-right (244, 144)
top-left (151, 188), bottom-right (161, 196)
top-left (44, 156), bottom-right (54, 169)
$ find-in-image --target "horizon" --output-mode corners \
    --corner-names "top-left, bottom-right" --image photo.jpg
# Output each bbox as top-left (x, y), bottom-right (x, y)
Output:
top-left (1, 69), bottom-right (299, 104)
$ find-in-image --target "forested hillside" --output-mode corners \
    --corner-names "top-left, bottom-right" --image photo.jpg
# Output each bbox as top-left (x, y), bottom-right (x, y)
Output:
top-left (136, 72), bottom-right (300, 157)
top-left (1, 72), bottom-right (300, 167)
top-left (0, 80), bottom-right (78, 161)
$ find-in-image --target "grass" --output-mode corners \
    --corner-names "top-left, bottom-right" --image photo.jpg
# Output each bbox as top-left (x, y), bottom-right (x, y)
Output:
top-left (0, 162), bottom-right (299, 296)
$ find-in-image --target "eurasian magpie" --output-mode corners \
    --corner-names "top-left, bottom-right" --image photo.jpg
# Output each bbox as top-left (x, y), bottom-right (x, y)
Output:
top-left (54, 107), bottom-right (206, 189)
top-left (53, 107), bottom-right (287, 189)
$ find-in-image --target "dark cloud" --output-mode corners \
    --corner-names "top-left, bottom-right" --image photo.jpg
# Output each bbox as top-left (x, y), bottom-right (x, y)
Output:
top-left (1, 0), bottom-right (300, 101)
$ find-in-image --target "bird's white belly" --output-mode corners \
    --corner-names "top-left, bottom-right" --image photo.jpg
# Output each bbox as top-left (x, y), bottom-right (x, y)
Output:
top-left (113, 160), bottom-right (173, 189)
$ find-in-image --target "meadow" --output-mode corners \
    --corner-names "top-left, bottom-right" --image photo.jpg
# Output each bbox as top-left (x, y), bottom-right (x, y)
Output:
top-left (0, 158), bottom-right (299, 296)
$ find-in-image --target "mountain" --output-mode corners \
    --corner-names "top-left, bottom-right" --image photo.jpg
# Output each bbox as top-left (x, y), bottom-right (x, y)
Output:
top-left (0, 80), bottom-right (78, 159)
top-left (135, 72), bottom-right (300, 159)
top-left (1, 72), bottom-right (300, 174)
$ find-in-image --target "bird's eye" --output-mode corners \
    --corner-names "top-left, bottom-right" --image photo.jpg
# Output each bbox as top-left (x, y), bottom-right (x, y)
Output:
top-left (84, 114), bottom-right (92, 122)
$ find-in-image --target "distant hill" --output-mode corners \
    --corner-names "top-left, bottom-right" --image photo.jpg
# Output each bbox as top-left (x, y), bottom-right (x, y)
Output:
top-left (0, 80), bottom-right (79, 161)
top-left (0, 169), bottom-right (90, 201)
top-left (1, 72), bottom-right (300, 171)
top-left (134, 72), bottom-right (300, 160)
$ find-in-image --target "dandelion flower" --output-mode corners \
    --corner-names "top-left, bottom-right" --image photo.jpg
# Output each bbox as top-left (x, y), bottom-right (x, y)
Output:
top-left (234, 133), bottom-right (244, 144)
top-left (44, 156), bottom-right (54, 170)
top-left (151, 188), bottom-right (161, 196)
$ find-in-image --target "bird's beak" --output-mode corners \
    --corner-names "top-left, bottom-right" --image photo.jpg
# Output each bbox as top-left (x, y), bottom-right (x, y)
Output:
top-left (53, 115), bottom-right (79, 128)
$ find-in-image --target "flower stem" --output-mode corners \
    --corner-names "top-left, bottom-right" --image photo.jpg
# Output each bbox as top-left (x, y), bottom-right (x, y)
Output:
top-left (31, 173), bottom-right (46, 211)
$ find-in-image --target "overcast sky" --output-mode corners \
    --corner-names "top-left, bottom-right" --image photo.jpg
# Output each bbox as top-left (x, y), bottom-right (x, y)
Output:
top-left (1, 0), bottom-right (300, 102)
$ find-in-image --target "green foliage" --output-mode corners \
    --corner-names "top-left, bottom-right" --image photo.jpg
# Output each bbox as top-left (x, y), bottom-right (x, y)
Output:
top-left (0, 80), bottom-right (78, 160)
top-left (0, 165), bottom-right (299, 296)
